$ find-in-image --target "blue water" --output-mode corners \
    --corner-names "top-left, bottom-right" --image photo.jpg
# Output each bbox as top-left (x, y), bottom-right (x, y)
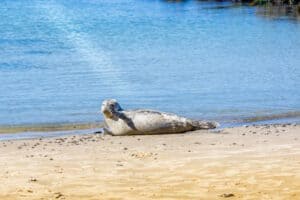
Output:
top-left (0, 0), bottom-right (300, 126)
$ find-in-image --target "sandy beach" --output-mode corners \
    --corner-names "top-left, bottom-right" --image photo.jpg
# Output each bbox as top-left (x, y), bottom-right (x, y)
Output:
top-left (0, 124), bottom-right (299, 200)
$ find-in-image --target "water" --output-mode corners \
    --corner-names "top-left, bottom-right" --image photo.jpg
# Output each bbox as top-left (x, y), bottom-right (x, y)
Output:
top-left (1, 0), bottom-right (300, 128)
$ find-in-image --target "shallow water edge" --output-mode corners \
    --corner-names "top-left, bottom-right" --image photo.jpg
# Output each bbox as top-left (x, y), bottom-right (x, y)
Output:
top-left (0, 122), bottom-right (104, 134)
top-left (0, 111), bottom-right (299, 141)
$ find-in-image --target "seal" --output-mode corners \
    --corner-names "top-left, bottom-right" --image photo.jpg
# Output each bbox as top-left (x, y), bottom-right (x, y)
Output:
top-left (101, 99), bottom-right (219, 136)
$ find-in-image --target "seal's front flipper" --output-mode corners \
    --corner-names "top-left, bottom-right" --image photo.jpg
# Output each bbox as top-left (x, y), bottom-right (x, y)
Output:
top-left (103, 127), bottom-right (115, 136)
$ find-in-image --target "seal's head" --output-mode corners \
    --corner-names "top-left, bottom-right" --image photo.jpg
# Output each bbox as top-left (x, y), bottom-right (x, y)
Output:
top-left (101, 99), bottom-right (123, 119)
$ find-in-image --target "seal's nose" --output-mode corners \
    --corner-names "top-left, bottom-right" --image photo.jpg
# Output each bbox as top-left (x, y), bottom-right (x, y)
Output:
top-left (100, 102), bottom-right (107, 113)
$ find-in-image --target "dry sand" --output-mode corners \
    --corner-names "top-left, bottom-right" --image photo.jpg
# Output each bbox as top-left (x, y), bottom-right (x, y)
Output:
top-left (0, 124), bottom-right (299, 200)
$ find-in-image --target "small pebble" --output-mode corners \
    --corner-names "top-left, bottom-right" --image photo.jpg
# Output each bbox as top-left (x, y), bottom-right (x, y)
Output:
top-left (220, 193), bottom-right (235, 198)
top-left (54, 192), bottom-right (63, 199)
top-left (30, 178), bottom-right (37, 182)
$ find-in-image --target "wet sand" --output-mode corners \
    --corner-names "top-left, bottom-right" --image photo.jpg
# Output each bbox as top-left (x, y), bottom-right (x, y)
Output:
top-left (0, 124), bottom-right (299, 199)
top-left (0, 122), bottom-right (103, 134)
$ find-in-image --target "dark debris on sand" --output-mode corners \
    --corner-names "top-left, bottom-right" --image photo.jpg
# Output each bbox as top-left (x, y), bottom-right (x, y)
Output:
top-left (220, 193), bottom-right (235, 198)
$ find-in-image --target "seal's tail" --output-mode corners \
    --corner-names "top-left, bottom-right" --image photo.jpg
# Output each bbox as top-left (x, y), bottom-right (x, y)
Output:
top-left (191, 120), bottom-right (219, 130)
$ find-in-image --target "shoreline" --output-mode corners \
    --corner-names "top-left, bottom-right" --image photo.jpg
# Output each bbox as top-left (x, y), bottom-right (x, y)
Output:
top-left (0, 123), bottom-right (299, 199)
top-left (1, 110), bottom-right (300, 135)
top-left (0, 122), bottom-right (104, 134)
top-left (0, 117), bottom-right (299, 141)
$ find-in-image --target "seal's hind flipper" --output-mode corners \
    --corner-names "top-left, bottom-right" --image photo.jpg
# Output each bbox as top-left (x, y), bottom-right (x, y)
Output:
top-left (191, 120), bottom-right (219, 130)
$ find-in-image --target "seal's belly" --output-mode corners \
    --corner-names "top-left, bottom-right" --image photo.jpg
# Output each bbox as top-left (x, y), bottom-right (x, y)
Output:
top-left (105, 111), bottom-right (194, 135)
top-left (128, 112), bottom-right (192, 134)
